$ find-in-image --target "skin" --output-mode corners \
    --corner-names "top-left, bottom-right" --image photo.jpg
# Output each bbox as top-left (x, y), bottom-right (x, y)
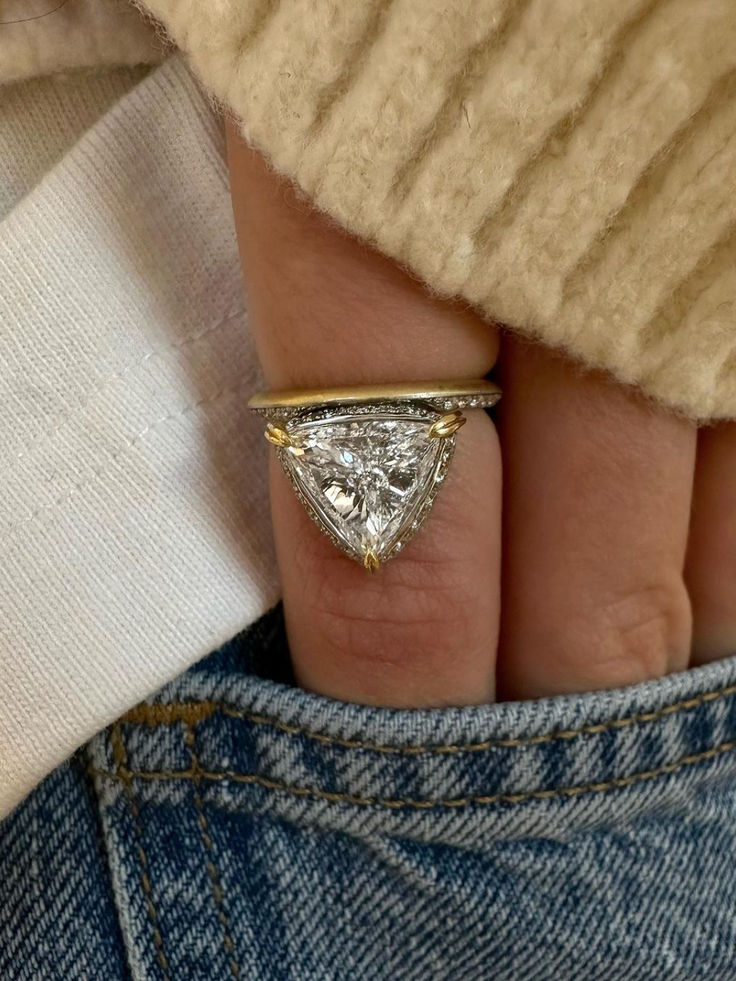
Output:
top-left (685, 423), bottom-right (736, 664)
top-left (226, 122), bottom-right (734, 707)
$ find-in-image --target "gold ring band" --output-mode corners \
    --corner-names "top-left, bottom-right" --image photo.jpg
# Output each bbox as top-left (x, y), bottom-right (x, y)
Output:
top-left (247, 378), bottom-right (501, 412)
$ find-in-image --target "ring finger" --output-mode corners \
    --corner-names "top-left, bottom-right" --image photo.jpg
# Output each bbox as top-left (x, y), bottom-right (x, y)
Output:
top-left (227, 127), bottom-right (502, 708)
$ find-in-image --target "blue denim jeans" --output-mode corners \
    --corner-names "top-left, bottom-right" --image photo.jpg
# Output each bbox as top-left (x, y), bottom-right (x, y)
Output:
top-left (3, 603), bottom-right (736, 980)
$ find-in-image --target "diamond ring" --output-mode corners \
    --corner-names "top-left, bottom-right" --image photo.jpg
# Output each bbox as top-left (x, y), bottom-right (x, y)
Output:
top-left (248, 379), bottom-right (502, 572)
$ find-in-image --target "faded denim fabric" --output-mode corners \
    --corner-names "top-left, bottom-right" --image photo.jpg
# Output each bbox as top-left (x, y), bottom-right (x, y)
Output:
top-left (0, 747), bottom-right (130, 980)
top-left (3, 603), bottom-right (736, 980)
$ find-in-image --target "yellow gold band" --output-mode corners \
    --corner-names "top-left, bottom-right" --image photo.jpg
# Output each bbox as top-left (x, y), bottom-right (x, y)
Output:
top-left (247, 378), bottom-right (501, 411)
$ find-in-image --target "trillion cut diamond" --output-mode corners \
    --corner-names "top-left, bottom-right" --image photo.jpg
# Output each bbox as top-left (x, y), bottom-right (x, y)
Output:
top-left (278, 410), bottom-right (451, 562)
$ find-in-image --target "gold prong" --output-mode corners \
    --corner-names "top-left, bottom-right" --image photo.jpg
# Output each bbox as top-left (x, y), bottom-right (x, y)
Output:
top-left (429, 411), bottom-right (466, 439)
top-left (264, 423), bottom-right (293, 447)
top-left (363, 548), bottom-right (380, 573)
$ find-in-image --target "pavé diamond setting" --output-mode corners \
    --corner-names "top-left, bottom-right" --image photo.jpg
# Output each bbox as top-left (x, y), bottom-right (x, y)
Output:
top-left (248, 380), bottom-right (501, 571)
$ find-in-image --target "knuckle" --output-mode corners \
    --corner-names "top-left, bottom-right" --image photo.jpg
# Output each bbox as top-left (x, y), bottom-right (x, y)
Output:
top-left (597, 577), bottom-right (692, 683)
top-left (309, 555), bottom-right (478, 667)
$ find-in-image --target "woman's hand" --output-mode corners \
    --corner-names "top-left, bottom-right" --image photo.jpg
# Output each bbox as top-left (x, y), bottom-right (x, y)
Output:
top-left (227, 124), bottom-right (734, 707)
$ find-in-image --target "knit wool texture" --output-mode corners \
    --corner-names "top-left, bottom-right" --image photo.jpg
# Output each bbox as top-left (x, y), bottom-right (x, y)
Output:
top-left (133, 0), bottom-right (736, 422)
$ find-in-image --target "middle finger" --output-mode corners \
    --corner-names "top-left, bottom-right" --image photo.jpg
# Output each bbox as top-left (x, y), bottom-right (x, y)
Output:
top-left (496, 334), bottom-right (696, 700)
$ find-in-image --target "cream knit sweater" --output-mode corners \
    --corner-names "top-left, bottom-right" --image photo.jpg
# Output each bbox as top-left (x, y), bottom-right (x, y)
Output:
top-left (5, 0), bottom-right (736, 419)
top-left (135, 0), bottom-right (736, 422)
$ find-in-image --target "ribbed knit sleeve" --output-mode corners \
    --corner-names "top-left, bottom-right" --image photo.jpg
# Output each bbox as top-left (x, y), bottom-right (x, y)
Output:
top-left (134, 0), bottom-right (736, 421)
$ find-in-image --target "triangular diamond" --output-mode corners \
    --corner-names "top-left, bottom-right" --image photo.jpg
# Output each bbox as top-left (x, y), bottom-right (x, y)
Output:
top-left (277, 409), bottom-right (453, 564)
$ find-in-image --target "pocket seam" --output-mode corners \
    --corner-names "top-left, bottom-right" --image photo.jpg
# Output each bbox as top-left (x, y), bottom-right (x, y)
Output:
top-left (89, 736), bottom-right (736, 810)
top-left (120, 681), bottom-right (736, 755)
top-left (183, 724), bottom-right (241, 980)
top-left (110, 724), bottom-right (172, 980)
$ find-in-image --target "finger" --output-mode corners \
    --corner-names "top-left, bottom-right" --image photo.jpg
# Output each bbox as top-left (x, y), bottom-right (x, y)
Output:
top-left (685, 423), bottom-right (736, 664)
top-left (226, 124), bottom-right (501, 708)
top-left (496, 334), bottom-right (696, 700)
